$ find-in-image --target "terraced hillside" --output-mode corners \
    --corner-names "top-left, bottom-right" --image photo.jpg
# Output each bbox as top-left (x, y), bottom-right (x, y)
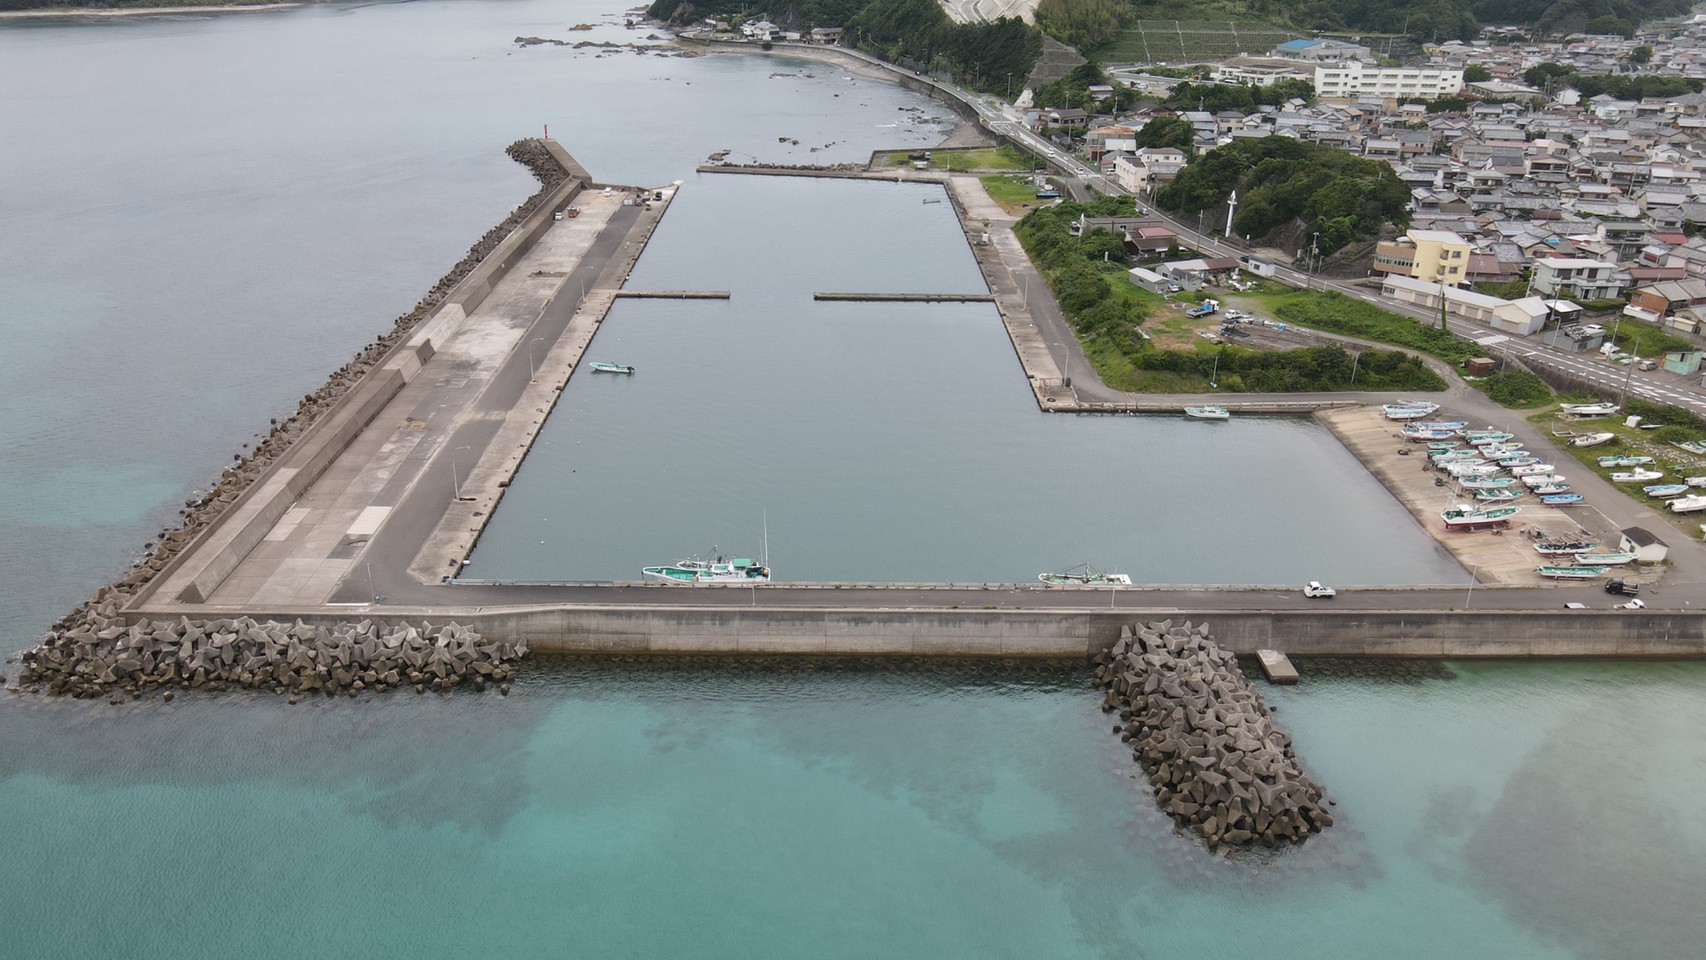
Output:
top-left (1099, 19), bottom-right (1302, 65)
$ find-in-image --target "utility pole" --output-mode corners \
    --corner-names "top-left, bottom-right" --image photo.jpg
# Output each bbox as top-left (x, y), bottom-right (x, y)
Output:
top-left (1224, 188), bottom-right (1238, 236)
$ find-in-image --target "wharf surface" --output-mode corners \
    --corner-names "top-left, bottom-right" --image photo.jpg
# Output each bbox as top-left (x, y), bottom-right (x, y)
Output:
top-left (814, 291), bottom-right (995, 302)
top-left (114, 144), bottom-right (1706, 659)
top-left (613, 289), bottom-right (730, 299)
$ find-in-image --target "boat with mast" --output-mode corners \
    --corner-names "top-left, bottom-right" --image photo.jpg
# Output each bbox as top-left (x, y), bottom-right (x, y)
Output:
top-left (1184, 406), bottom-right (1230, 421)
top-left (642, 553), bottom-right (770, 583)
top-left (1441, 504), bottom-right (1521, 531)
top-left (1039, 564), bottom-right (1133, 586)
top-left (1537, 564), bottom-right (1609, 579)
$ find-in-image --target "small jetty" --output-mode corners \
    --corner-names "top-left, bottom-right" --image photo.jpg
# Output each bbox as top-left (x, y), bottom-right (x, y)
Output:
top-left (1256, 649), bottom-right (1299, 684)
top-left (812, 292), bottom-right (996, 302)
top-left (1094, 620), bottom-right (1331, 849)
top-left (612, 290), bottom-right (731, 299)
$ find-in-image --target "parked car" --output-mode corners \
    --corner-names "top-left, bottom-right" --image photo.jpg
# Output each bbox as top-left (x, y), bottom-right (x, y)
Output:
top-left (1616, 598), bottom-right (1646, 610)
top-left (1303, 581), bottom-right (1336, 598)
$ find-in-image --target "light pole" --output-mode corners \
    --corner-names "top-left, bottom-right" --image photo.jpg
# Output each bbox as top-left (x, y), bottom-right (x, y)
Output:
top-left (1350, 350), bottom-right (1361, 386)
top-left (451, 445), bottom-right (470, 500)
top-left (1465, 564), bottom-right (1477, 609)
top-left (528, 337), bottom-right (544, 381)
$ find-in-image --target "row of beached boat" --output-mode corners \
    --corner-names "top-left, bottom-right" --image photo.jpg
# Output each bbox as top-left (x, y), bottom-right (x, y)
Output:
top-left (1410, 420), bottom-right (1588, 511)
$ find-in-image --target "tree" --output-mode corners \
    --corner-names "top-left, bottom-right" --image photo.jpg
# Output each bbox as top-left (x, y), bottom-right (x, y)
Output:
top-left (1630, 44), bottom-right (1654, 65)
top-left (1136, 116), bottom-right (1195, 153)
top-left (1463, 64), bottom-right (1493, 83)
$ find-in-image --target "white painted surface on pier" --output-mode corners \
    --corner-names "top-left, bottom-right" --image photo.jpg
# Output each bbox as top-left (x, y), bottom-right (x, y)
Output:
top-left (347, 505), bottom-right (391, 538)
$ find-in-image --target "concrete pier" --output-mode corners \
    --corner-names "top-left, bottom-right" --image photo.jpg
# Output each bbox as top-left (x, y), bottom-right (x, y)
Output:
top-left (613, 290), bottom-right (731, 299)
top-left (814, 292), bottom-right (995, 302)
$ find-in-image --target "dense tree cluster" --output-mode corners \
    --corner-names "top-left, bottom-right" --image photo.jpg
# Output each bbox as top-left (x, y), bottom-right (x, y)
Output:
top-left (1033, 0), bottom-right (1132, 53)
top-left (848, 0), bottom-right (1040, 97)
top-left (1155, 137), bottom-right (1410, 256)
top-left (1136, 116), bottom-right (1197, 154)
top-left (1235, 0), bottom-right (1687, 43)
top-left (1162, 79), bottom-right (1315, 114)
top-left (1033, 62), bottom-right (1137, 110)
top-left (1522, 63), bottom-right (1701, 98)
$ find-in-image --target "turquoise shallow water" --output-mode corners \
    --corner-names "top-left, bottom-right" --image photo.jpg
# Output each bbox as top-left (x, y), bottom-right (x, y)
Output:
top-left (2, 659), bottom-right (1704, 958)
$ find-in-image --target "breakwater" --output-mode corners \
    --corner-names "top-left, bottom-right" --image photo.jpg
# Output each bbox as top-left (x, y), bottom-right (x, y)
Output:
top-left (17, 599), bottom-right (523, 700)
top-left (1096, 620), bottom-right (1331, 848)
top-left (29, 140), bottom-right (575, 647)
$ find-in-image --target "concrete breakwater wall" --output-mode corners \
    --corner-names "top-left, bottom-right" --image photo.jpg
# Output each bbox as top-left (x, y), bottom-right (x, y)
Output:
top-left (1096, 621), bottom-right (1331, 848)
top-left (38, 140), bottom-right (577, 641)
top-left (17, 600), bottom-right (524, 700)
top-left (147, 604), bottom-right (1706, 658)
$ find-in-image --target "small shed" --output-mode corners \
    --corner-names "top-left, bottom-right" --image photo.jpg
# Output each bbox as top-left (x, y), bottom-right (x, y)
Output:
top-left (1619, 526), bottom-right (1669, 564)
top-left (1663, 350), bottom-right (1704, 375)
top-left (1128, 266), bottom-right (1172, 295)
top-left (1466, 357), bottom-right (1497, 376)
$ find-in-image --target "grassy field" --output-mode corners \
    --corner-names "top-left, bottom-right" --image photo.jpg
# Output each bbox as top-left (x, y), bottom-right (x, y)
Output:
top-left (979, 175), bottom-right (1050, 214)
top-left (885, 147), bottom-right (1033, 171)
top-left (1530, 408), bottom-right (1706, 540)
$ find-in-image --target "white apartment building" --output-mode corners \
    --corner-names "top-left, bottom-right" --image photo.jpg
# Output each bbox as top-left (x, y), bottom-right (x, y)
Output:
top-left (1313, 62), bottom-right (1464, 101)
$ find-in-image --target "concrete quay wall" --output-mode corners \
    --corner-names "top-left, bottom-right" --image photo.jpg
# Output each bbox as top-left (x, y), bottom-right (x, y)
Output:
top-left (131, 605), bottom-right (1706, 659)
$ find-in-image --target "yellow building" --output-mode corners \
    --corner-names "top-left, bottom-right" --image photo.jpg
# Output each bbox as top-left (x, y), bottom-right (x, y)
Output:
top-left (1372, 229), bottom-right (1472, 286)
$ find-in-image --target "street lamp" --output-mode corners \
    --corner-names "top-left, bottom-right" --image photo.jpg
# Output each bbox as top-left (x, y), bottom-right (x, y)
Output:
top-left (450, 445), bottom-right (471, 500)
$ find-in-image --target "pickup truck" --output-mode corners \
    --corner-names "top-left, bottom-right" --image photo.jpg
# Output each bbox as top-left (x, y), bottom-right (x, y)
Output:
top-left (1186, 299), bottom-right (1219, 318)
top-left (1303, 581), bottom-right (1337, 598)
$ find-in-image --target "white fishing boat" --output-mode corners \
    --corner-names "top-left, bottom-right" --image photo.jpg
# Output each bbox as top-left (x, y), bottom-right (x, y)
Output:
top-left (1445, 462), bottom-right (1501, 477)
top-left (1572, 432), bottom-right (1617, 447)
top-left (1559, 402), bottom-right (1619, 417)
top-left (1406, 420), bottom-right (1468, 431)
top-left (1039, 564), bottom-right (1133, 586)
top-left (1458, 428), bottom-right (1508, 440)
top-left (1522, 473), bottom-right (1567, 487)
top-left (1534, 540), bottom-right (1596, 556)
top-left (1459, 476), bottom-right (1518, 489)
top-left (1441, 504), bottom-right (1520, 531)
top-left (1466, 433), bottom-right (1516, 447)
top-left (1597, 455), bottom-right (1653, 468)
top-left (1184, 405), bottom-right (1230, 421)
top-left (1644, 484), bottom-right (1690, 498)
top-left (1403, 427), bottom-right (1459, 441)
top-left (1530, 482), bottom-right (1571, 495)
top-left (1668, 494), bottom-right (1706, 513)
top-left (642, 553), bottom-right (770, 583)
top-left (1473, 488), bottom-right (1524, 502)
top-left (1686, 476), bottom-right (1706, 488)
top-left (1430, 450), bottom-right (1484, 463)
top-left (588, 361), bottom-right (636, 374)
top-left (1383, 402), bottom-right (1440, 420)
top-left (1537, 564), bottom-right (1608, 579)
top-left (1496, 456), bottom-right (1539, 468)
top-left (1610, 469), bottom-right (1664, 483)
top-left (1509, 463), bottom-right (1556, 477)
top-left (1575, 551), bottom-right (1637, 566)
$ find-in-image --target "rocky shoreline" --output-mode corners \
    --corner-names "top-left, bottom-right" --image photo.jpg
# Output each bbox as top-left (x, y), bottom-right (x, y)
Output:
top-left (1096, 620), bottom-right (1333, 849)
top-left (17, 603), bottom-right (525, 701)
top-left (11, 139), bottom-right (568, 695)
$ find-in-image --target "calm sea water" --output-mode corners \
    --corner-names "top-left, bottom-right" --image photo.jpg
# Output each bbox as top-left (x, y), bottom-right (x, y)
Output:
top-left (3, 4), bottom-right (1704, 958)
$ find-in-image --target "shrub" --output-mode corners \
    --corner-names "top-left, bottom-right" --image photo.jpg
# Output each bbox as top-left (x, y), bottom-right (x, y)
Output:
top-left (1477, 371), bottom-right (1552, 408)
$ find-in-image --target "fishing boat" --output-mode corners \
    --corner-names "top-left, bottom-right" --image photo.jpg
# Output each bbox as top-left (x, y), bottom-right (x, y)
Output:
top-left (1668, 494), bottom-right (1706, 513)
top-left (1537, 564), bottom-right (1608, 579)
top-left (1403, 428), bottom-right (1459, 441)
top-left (1383, 402), bottom-right (1440, 420)
top-left (1459, 427), bottom-right (1508, 440)
top-left (1597, 455), bottom-right (1653, 468)
top-left (1441, 504), bottom-right (1521, 530)
top-left (1559, 402), bottom-right (1619, 417)
top-left (1039, 564), bottom-right (1133, 586)
top-left (1466, 433), bottom-right (1516, 447)
top-left (588, 361), bottom-right (636, 374)
top-left (1672, 440), bottom-right (1706, 455)
top-left (642, 554), bottom-right (770, 583)
top-left (1426, 441), bottom-right (1464, 452)
top-left (1540, 493), bottom-right (1584, 506)
top-left (1496, 456), bottom-right (1539, 468)
top-left (1474, 488), bottom-right (1524, 502)
top-left (1686, 476), bottom-right (1706, 488)
top-left (1575, 551), bottom-right (1637, 566)
top-left (1522, 473), bottom-right (1567, 487)
top-left (1572, 432), bottom-right (1617, 447)
top-left (1431, 450), bottom-right (1484, 463)
top-left (1644, 484), bottom-right (1691, 498)
top-left (1445, 462), bottom-right (1501, 477)
top-left (1534, 541), bottom-right (1595, 556)
top-left (1459, 476), bottom-right (1518, 489)
top-left (1509, 463), bottom-right (1556, 477)
top-left (1184, 406), bottom-right (1230, 421)
top-left (1610, 469), bottom-right (1664, 483)
top-left (1530, 482), bottom-right (1572, 495)
top-left (1405, 420), bottom-right (1468, 431)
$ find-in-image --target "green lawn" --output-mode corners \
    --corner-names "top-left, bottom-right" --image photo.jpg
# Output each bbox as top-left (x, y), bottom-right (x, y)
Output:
top-left (979, 175), bottom-right (1047, 213)
top-left (1529, 408), bottom-right (1706, 540)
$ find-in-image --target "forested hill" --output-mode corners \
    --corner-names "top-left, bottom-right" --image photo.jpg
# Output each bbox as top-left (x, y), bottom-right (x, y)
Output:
top-left (0, 0), bottom-right (298, 9)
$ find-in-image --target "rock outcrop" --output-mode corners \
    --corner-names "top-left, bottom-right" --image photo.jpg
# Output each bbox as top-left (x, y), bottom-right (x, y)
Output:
top-left (19, 601), bottom-right (524, 700)
top-left (1095, 620), bottom-right (1332, 849)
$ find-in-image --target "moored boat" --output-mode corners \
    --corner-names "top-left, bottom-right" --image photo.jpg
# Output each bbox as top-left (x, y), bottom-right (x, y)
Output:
top-left (1537, 564), bottom-right (1608, 579)
top-left (642, 554), bottom-right (770, 583)
top-left (1572, 432), bottom-right (1617, 447)
top-left (1610, 468), bottom-right (1664, 483)
top-left (1441, 504), bottom-right (1520, 530)
top-left (1644, 484), bottom-right (1690, 498)
top-left (1575, 551), bottom-right (1637, 566)
top-left (1184, 405), bottom-right (1230, 421)
top-left (1039, 564), bottom-right (1133, 586)
top-left (1534, 540), bottom-right (1596, 555)
top-left (588, 361), bottom-right (636, 374)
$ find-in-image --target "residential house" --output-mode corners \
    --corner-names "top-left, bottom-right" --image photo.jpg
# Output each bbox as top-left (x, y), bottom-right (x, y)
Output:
top-left (1530, 257), bottom-right (1626, 301)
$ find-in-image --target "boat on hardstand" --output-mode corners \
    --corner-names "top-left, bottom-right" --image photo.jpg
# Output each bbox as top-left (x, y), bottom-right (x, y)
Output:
top-left (1575, 551), bottom-right (1637, 566)
top-left (588, 361), bottom-right (636, 374)
top-left (1445, 462), bottom-right (1501, 477)
top-left (1530, 482), bottom-right (1572, 495)
top-left (1509, 463), bottom-right (1556, 477)
top-left (1598, 455), bottom-right (1653, 468)
top-left (1404, 420), bottom-right (1468, 432)
top-left (642, 555), bottom-right (770, 583)
top-left (1474, 488), bottom-right (1524, 502)
top-left (1559, 402), bottom-right (1619, 417)
top-left (1431, 450), bottom-right (1484, 463)
top-left (1039, 564), bottom-right (1134, 586)
top-left (1522, 473), bottom-right (1567, 487)
top-left (1404, 428), bottom-right (1459, 441)
top-left (1459, 476), bottom-right (1518, 489)
top-left (1441, 504), bottom-right (1520, 530)
top-left (1540, 493), bottom-right (1584, 506)
top-left (1610, 469), bottom-right (1664, 482)
top-left (1572, 432), bottom-right (1617, 447)
top-left (1459, 427), bottom-right (1508, 440)
top-left (1668, 494), bottom-right (1706, 513)
top-left (1534, 540), bottom-right (1596, 556)
top-left (1466, 432), bottom-right (1516, 447)
top-left (1496, 455), bottom-right (1539, 468)
top-left (1537, 564), bottom-right (1609, 579)
top-left (1686, 475), bottom-right (1706, 488)
top-left (1383, 402), bottom-right (1440, 420)
top-left (1644, 484), bottom-right (1691, 498)
top-left (1184, 406), bottom-right (1230, 421)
